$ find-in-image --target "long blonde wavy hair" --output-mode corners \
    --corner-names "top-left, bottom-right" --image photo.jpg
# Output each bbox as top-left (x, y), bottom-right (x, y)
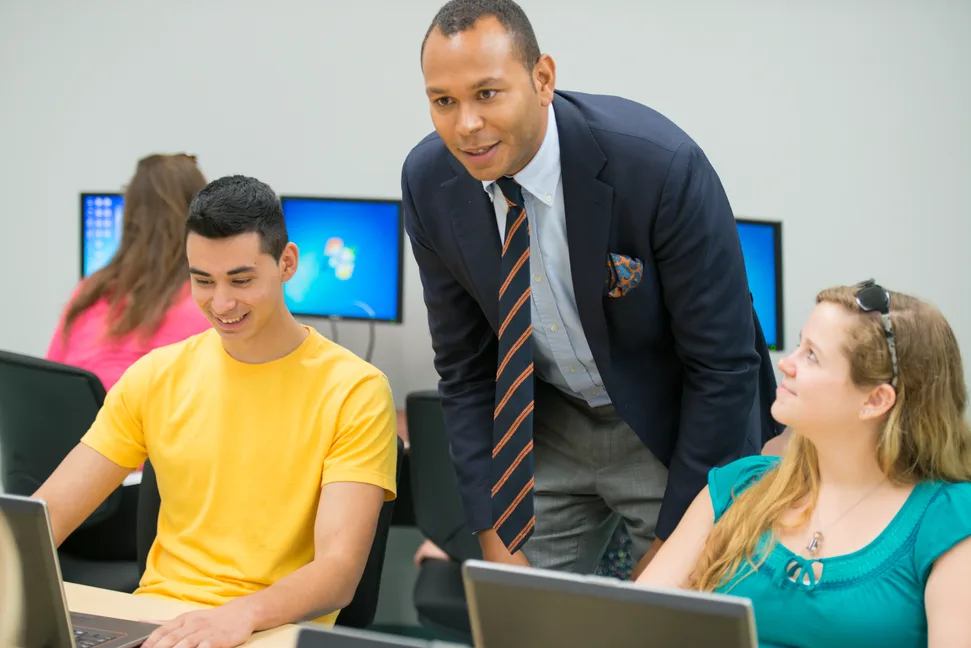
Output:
top-left (691, 285), bottom-right (971, 592)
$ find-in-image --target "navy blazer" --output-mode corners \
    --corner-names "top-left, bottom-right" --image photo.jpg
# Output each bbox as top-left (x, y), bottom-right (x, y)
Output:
top-left (402, 90), bottom-right (780, 540)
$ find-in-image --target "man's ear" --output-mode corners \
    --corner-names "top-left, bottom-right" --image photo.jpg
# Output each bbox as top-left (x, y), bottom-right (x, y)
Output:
top-left (533, 54), bottom-right (556, 107)
top-left (280, 242), bottom-right (299, 282)
top-left (860, 383), bottom-right (896, 421)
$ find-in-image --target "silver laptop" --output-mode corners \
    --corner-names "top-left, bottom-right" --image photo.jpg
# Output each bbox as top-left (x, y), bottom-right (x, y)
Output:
top-left (462, 559), bottom-right (757, 648)
top-left (296, 625), bottom-right (436, 647)
top-left (0, 493), bottom-right (158, 648)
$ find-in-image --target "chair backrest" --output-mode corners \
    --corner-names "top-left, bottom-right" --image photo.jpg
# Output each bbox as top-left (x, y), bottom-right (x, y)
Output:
top-left (135, 459), bottom-right (159, 578)
top-left (405, 391), bottom-right (481, 562)
top-left (0, 350), bottom-right (121, 525)
top-left (135, 435), bottom-right (405, 629)
top-left (337, 434), bottom-right (405, 628)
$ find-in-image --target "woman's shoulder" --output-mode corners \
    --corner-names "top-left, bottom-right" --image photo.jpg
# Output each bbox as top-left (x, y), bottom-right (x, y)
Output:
top-left (708, 455), bottom-right (780, 521)
top-left (913, 480), bottom-right (971, 581)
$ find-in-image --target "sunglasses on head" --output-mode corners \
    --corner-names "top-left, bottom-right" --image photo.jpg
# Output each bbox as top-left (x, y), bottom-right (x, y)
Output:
top-left (854, 279), bottom-right (899, 389)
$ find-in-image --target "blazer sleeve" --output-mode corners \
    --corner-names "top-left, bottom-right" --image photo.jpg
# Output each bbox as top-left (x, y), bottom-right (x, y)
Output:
top-left (651, 142), bottom-right (762, 540)
top-left (401, 163), bottom-right (498, 533)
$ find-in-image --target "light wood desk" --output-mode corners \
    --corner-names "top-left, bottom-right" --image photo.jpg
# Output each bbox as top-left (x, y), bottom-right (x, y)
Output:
top-left (64, 582), bottom-right (300, 647)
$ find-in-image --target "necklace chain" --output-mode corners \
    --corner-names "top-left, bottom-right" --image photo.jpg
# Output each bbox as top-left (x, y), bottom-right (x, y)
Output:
top-left (805, 479), bottom-right (886, 556)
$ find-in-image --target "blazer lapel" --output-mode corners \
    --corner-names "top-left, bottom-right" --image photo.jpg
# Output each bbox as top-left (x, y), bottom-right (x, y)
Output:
top-left (554, 95), bottom-right (614, 375)
top-left (442, 163), bottom-right (502, 330)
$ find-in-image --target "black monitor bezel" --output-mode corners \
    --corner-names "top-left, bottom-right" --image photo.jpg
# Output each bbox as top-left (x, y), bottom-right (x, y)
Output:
top-left (79, 192), bottom-right (124, 280)
top-left (735, 217), bottom-right (784, 351)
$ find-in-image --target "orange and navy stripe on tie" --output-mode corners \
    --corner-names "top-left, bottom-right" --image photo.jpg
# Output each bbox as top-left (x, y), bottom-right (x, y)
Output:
top-left (491, 176), bottom-right (536, 556)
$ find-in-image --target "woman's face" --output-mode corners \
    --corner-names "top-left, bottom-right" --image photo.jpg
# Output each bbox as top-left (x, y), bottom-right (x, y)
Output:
top-left (772, 302), bottom-right (874, 432)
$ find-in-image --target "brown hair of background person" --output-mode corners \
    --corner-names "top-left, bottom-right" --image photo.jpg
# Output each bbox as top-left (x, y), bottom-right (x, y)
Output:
top-left (63, 153), bottom-right (207, 340)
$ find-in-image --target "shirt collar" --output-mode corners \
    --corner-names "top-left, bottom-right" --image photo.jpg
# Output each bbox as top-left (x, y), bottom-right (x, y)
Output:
top-left (483, 103), bottom-right (560, 207)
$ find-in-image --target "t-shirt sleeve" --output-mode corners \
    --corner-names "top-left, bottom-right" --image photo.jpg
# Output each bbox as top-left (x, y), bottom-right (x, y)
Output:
top-left (79, 353), bottom-right (152, 469)
top-left (914, 482), bottom-right (971, 582)
top-left (45, 283), bottom-right (84, 362)
top-left (707, 455), bottom-right (781, 521)
top-left (320, 372), bottom-right (398, 501)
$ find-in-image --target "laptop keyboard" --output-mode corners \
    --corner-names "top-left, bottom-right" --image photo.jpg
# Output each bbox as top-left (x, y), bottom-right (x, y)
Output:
top-left (73, 627), bottom-right (123, 648)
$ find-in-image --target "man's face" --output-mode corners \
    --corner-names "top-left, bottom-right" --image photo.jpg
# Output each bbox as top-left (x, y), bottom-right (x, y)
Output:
top-left (186, 232), bottom-right (297, 344)
top-left (422, 16), bottom-right (555, 181)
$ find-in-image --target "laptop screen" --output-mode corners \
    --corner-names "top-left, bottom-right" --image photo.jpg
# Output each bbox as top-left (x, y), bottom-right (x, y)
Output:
top-left (0, 497), bottom-right (75, 648)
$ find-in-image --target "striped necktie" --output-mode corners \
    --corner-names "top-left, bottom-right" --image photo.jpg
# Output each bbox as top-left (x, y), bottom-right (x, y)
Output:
top-left (491, 176), bottom-right (535, 555)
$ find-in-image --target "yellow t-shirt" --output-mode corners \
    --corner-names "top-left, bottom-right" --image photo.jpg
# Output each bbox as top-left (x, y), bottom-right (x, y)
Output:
top-left (80, 326), bottom-right (397, 626)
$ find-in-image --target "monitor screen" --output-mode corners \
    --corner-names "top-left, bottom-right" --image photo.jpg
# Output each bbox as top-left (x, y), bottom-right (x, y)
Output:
top-left (280, 196), bottom-right (403, 323)
top-left (736, 219), bottom-right (783, 350)
top-left (80, 193), bottom-right (124, 278)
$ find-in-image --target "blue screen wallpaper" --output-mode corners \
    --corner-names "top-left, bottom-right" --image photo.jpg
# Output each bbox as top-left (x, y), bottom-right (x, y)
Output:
top-left (82, 194), bottom-right (124, 277)
top-left (282, 197), bottom-right (402, 321)
top-left (736, 220), bottom-right (780, 349)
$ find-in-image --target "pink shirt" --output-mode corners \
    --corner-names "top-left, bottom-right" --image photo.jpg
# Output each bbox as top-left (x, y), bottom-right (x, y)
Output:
top-left (46, 283), bottom-right (211, 391)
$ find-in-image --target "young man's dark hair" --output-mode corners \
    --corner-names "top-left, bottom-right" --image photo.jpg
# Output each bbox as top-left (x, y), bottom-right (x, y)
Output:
top-left (421, 0), bottom-right (541, 72)
top-left (185, 175), bottom-right (288, 261)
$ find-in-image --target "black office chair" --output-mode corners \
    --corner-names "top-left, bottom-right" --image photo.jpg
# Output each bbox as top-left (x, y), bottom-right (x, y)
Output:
top-left (135, 458), bottom-right (159, 579)
top-left (338, 434), bottom-right (405, 628)
top-left (136, 436), bottom-right (405, 629)
top-left (406, 390), bottom-right (480, 643)
top-left (0, 349), bottom-right (140, 592)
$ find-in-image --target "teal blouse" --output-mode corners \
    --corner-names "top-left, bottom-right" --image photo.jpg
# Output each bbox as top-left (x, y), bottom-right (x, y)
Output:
top-left (709, 456), bottom-right (971, 648)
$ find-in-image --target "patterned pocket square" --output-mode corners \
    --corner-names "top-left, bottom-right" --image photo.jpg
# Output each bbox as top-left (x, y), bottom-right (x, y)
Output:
top-left (605, 253), bottom-right (644, 298)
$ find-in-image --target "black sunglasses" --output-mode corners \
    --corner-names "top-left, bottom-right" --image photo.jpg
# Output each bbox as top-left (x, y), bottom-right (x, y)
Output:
top-left (855, 279), bottom-right (899, 389)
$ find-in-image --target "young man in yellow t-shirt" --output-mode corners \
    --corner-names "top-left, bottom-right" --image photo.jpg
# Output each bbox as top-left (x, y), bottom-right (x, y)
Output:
top-left (33, 175), bottom-right (398, 647)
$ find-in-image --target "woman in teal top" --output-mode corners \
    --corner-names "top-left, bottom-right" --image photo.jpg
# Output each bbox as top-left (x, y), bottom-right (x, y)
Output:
top-left (637, 281), bottom-right (971, 647)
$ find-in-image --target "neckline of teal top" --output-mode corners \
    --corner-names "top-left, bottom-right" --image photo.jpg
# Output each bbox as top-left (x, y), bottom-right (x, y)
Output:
top-left (752, 480), bottom-right (940, 591)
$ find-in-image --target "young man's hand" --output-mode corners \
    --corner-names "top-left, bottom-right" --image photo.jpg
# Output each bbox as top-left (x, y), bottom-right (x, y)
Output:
top-left (141, 601), bottom-right (257, 648)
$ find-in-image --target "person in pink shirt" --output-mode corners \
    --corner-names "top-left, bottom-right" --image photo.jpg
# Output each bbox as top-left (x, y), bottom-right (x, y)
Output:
top-left (47, 153), bottom-right (212, 390)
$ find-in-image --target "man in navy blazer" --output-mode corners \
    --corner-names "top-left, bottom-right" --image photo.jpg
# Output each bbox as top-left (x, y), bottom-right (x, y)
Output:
top-left (404, 0), bottom-right (779, 577)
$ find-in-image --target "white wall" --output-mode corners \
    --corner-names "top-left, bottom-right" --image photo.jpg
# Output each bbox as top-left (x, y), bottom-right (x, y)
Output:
top-left (2, 0), bottom-right (969, 405)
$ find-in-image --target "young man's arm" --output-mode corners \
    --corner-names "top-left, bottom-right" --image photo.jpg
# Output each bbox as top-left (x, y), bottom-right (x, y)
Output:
top-left (33, 444), bottom-right (131, 546)
top-left (142, 480), bottom-right (387, 648)
top-left (238, 480), bottom-right (387, 626)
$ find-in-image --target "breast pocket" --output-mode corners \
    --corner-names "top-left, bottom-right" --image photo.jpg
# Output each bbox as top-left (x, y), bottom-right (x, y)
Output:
top-left (602, 276), bottom-right (664, 350)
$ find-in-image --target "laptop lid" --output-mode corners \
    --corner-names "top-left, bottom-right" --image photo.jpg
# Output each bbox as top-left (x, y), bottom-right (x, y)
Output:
top-left (462, 560), bottom-right (758, 648)
top-left (0, 494), bottom-right (77, 647)
top-left (296, 625), bottom-right (433, 647)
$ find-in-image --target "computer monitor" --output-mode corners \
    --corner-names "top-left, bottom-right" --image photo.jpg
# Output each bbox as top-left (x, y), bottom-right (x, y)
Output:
top-left (80, 193), bottom-right (124, 278)
top-left (280, 196), bottom-right (403, 323)
top-left (735, 218), bottom-right (783, 351)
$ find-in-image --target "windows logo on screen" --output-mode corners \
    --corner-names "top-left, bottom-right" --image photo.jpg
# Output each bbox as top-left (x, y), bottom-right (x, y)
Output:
top-left (324, 237), bottom-right (356, 280)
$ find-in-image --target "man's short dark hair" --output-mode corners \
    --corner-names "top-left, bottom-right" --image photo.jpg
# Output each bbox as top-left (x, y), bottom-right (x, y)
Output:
top-left (185, 175), bottom-right (288, 261)
top-left (421, 0), bottom-right (541, 72)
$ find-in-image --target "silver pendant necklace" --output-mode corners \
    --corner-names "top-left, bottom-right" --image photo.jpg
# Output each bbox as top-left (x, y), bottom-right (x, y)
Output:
top-left (806, 479), bottom-right (886, 556)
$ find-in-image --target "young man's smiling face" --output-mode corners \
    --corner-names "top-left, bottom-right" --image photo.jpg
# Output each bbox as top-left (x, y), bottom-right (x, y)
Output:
top-left (187, 231), bottom-right (298, 344)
